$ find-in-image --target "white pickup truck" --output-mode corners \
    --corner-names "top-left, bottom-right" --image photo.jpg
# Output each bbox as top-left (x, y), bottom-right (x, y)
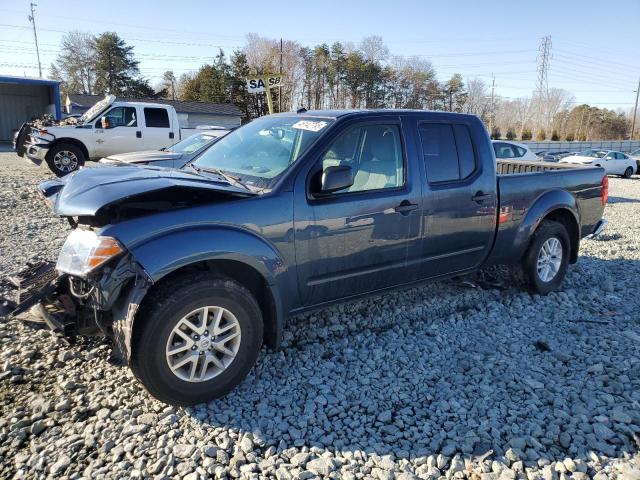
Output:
top-left (15, 95), bottom-right (201, 176)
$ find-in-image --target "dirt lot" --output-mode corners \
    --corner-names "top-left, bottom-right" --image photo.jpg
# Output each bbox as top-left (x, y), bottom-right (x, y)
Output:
top-left (0, 153), bottom-right (639, 479)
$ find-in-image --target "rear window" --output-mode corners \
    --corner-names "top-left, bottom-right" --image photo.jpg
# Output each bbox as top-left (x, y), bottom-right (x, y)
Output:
top-left (144, 108), bottom-right (170, 128)
top-left (419, 123), bottom-right (478, 183)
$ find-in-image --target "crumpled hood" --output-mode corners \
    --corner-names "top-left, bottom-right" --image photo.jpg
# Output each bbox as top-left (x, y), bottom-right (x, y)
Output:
top-left (103, 150), bottom-right (183, 164)
top-left (38, 165), bottom-right (255, 217)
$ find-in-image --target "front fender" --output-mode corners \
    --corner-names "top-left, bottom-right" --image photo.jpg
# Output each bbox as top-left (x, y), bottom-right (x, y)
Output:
top-left (512, 189), bottom-right (579, 259)
top-left (129, 225), bottom-right (286, 285)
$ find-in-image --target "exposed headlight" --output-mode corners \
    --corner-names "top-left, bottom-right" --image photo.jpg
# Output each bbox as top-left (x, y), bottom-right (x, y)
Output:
top-left (56, 229), bottom-right (123, 277)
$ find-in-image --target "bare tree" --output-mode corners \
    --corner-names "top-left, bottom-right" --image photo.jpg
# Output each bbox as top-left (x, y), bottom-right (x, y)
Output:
top-left (359, 35), bottom-right (389, 64)
top-left (463, 78), bottom-right (489, 118)
top-left (161, 71), bottom-right (177, 100)
top-left (50, 31), bottom-right (96, 94)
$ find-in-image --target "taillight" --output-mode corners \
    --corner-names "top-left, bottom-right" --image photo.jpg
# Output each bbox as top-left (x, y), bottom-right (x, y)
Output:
top-left (601, 175), bottom-right (608, 207)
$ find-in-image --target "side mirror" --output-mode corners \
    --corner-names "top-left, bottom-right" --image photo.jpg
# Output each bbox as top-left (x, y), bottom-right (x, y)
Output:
top-left (101, 117), bottom-right (110, 129)
top-left (320, 165), bottom-right (353, 194)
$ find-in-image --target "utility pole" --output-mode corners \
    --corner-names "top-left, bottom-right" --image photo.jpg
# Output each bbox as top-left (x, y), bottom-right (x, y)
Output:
top-left (489, 74), bottom-right (495, 136)
top-left (631, 77), bottom-right (640, 140)
top-left (279, 38), bottom-right (283, 113)
top-left (28, 2), bottom-right (42, 78)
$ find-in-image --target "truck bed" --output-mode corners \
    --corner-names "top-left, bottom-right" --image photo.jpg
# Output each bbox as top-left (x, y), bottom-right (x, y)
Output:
top-left (488, 159), bottom-right (606, 265)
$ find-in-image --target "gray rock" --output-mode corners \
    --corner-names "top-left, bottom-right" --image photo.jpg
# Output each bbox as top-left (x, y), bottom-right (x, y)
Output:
top-left (173, 444), bottom-right (196, 459)
top-left (306, 457), bottom-right (335, 476)
top-left (50, 454), bottom-right (71, 476)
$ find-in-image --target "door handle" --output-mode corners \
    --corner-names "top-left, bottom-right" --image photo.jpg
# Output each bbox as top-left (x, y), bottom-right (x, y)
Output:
top-left (169, 132), bottom-right (174, 139)
top-left (472, 191), bottom-right (493, 203)
top-left (136, 131), bottom-right (142, 138)
top-left (394, 200), bottom-right (418, 215)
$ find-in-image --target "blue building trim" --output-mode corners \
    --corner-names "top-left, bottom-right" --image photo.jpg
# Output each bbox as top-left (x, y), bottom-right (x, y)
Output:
top-left (0, 75), bottom-right (62, 120)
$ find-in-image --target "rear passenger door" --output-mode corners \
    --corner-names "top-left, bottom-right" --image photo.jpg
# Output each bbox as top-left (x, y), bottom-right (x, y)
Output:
top-left (143, 107), bottom-right (175, 150)
top-left (417, 121), bottom-right (497, 278)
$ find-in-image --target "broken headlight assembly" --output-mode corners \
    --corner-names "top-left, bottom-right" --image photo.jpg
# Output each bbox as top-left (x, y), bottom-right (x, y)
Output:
top-left (56, 229), bottom-right (124, 277)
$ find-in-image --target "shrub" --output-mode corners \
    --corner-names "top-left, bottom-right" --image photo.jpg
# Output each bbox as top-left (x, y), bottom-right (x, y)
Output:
top-left (551, 130), bottom-right (559, 141)
top-left (521, 129), bottom-right (532, 140)
top-left (565, 133), bottom-right (575, 141)
top-left (506, 128), bottom-right (516, 140)
top-left (536, 129), bottom-right (547, 141)
top-left (491, 127), bottom-right (501, 140)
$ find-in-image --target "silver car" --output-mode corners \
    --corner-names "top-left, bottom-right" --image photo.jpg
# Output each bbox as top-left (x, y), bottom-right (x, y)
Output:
top-left (100, 129), bottom-right (229, 169)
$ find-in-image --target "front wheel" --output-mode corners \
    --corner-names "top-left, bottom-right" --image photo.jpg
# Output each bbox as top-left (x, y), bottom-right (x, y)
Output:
top-left (46, 143), bottom-right (86, 177)
top-left (514, 220), bottom-right (570, 295)
top-left (130, 273), bottom-right (263, 406)
top-left (623, 167), bottom-right (633, 179)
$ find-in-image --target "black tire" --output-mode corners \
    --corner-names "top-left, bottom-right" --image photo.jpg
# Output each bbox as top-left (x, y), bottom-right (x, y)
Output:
top-left (130, 272), bottom-right (263, 406)
top-left (45, 143), bottom-right (86, 177)
top-left (514, 220), bottom-right (570, 295)
top-left (623, 167), bottom-right (633, 179)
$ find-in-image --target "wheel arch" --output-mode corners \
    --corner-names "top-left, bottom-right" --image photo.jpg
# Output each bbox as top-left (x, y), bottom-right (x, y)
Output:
top-left (46, 138), bottom-right (89, 162)
top-left (514, 189), bottom-right (580, 263)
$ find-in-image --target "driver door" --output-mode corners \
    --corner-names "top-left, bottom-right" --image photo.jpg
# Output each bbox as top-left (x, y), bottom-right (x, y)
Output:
top-left (293, 118), bottom-right (422, 306)
top-left (93, 106), bottom-right (143, 158)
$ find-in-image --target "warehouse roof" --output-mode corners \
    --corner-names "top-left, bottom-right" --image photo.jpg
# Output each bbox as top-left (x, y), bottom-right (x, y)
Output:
top-left (66, 94), bottom-right (242, 117)
top-left (0, 75), bottom-right (61, 86)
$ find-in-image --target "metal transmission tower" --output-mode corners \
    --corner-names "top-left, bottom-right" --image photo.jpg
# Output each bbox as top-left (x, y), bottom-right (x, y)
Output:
top-left (534, 36), bottom-right (552, 136)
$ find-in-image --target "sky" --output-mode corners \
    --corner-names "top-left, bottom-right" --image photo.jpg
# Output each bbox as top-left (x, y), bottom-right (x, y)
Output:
top-left (1, 0), bottom-right (638, 111)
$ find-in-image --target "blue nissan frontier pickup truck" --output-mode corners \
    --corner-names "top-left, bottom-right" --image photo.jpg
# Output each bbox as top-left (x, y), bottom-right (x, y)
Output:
top-left (1, 109), bottom-right (608, 405)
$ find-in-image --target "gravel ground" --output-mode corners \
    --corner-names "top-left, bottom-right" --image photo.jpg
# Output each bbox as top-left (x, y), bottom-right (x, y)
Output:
top-left (0, 153), bottom-right (639, 480)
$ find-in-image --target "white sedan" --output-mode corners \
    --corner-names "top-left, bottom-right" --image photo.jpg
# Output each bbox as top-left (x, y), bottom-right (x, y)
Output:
top-left (492, 141), bottom-right (540, 161)
top-left (560, 150), bottom-right (636, 178)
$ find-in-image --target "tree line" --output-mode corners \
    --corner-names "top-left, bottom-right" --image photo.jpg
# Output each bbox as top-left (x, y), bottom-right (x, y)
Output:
top-left (50, 32), bottom-right (636, 140)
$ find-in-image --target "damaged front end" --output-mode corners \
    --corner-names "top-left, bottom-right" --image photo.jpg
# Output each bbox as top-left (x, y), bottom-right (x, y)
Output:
top-left (0, 253), bottom-right (152, 361)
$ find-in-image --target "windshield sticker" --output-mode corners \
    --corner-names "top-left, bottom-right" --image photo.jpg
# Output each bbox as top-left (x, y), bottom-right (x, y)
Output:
top-left (292, 120), bottom-right (328, 132)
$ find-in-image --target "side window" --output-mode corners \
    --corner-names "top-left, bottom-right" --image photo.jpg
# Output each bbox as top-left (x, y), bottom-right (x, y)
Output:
top-left (515, 146), bottom-right (527, 157)
top-left (144, 108), bottom-right (170, 128)
top-left (493, 142), bottom-right (515, 159)
top-left (99, 107), bottom-right (137, 128)
top-left (605, 152), bottom-right (615, 160)
top-left (419, 123), bottom-right (477, 183)
top-left (320, 124), bottom-right (404, 193)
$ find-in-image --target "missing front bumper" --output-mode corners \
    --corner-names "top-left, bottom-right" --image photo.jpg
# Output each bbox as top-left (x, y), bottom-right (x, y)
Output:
top-left (0, 261), bottom-right (79, 338)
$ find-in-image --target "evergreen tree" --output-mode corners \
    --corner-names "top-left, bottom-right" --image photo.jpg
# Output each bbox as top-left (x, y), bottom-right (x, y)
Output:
top-left (93, 32), bottom-right (141, 95)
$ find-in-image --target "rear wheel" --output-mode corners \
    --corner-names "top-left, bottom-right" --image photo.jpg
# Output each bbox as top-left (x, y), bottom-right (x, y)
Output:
top-left (623, 167), bottom-right (633, 179)
top-left (130, 272), bottom-right (263, 406)
top-left (46, 143), bottom-right (85, 177)
top-left (514, 220), bottom-right (570, 295)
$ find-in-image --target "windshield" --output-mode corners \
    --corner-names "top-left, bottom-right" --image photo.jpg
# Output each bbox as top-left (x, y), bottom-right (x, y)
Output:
top-left (80, 95), bottom-right (115, 123)
top-left (168, 133), bottom-right (219, 153)
top-left (192, 115), bottom-right (333, 189)
top-left (580, 149), bottom-right (607, 158)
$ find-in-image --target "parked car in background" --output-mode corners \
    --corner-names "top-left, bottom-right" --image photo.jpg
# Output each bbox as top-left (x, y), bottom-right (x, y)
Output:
top-left (539, 150), bottom-right (572, 162)
top-left (492, 140), bottom-right (540, 161)
top-left (14, 95), bottom-right (209, 176)
top-left (630, 148), bottom-right (640, 174)
top-left (560, 149), bottom-right (636, 178)
top-left (100, 129), bottom-right (230, 169)
top-left (2, 109), bottom-right (607, 405)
